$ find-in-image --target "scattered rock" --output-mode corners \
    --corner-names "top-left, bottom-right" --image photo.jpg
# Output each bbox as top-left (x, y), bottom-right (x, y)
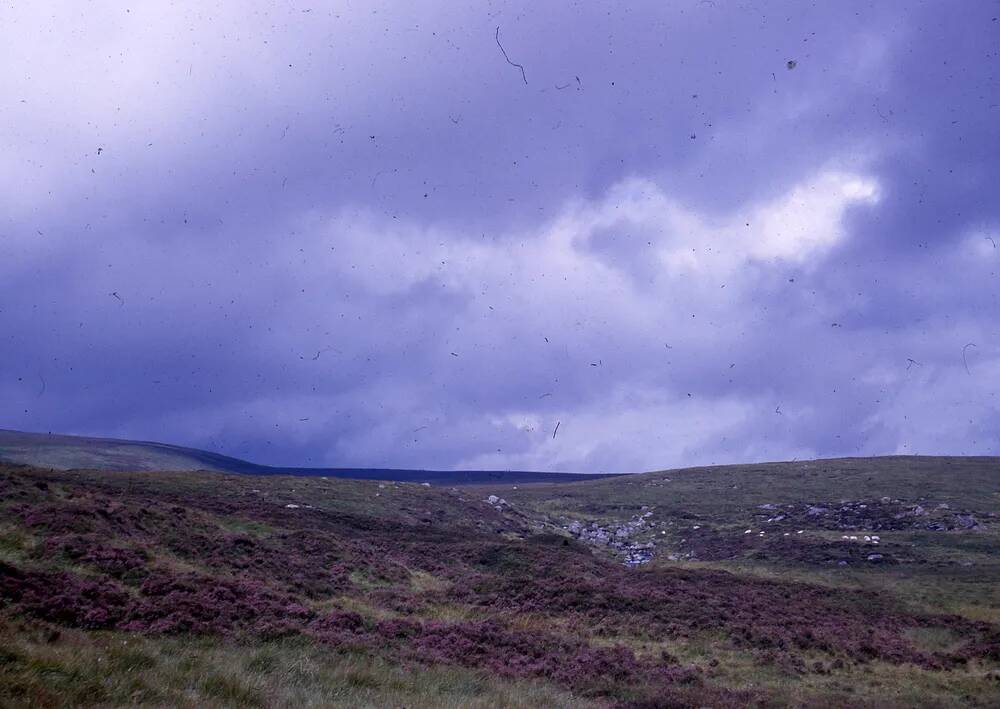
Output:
top-left (766, 499), bottom-right (985, 533)
top-left (562, 510), bottom-right (659, 566)
top-left (624, 544), bottom-right (655, 567)
top-left (955, 514), bottom-right (978, 530)
top-left (484, 495), bottom-right (510, 512)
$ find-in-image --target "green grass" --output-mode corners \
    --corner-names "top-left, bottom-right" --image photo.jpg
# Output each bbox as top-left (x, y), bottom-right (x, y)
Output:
top-left (215, 517), bottom-right (277, 538)
top-left (725, 561), bottom-right (1000, 622)
top-left (500, 455), bottom-right (1000, 516)
top-left (0, 622), bottom-right (593, 709)
top-left (0, 523), bottom-right (35, 565)
top-left (587, 627), bottom-right (1000, 708)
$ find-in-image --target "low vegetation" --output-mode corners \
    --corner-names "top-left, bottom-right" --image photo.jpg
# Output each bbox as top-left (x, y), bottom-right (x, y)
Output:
top-left (2, 458), bottom-right (999, 706)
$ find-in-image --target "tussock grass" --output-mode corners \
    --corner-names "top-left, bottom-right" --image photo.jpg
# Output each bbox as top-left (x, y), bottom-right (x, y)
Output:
top-left (0, 620), bottom-right (592, 709)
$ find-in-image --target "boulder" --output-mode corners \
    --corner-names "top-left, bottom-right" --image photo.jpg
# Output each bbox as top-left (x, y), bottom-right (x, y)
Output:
top-left (955, 514), bottom-right (979, 530)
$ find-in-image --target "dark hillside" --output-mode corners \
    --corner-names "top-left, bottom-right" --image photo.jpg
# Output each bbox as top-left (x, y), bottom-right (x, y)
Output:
top-left (0, 429), bottom-right (620, 484)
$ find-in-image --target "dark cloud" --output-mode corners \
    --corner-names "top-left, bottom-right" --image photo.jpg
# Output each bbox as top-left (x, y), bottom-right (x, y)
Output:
top-left (2, 2), bottom-right (999, 471)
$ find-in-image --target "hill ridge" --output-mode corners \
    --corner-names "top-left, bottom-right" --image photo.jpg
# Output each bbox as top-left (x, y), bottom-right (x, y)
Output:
top-left (0, 428), bottom-right (621, 484)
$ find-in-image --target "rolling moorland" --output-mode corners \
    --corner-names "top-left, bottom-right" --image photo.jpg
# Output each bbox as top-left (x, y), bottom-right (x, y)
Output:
top-left (1, 451), bottom-right (999, 707)
top-left (0, 429), bottom-right (618, 484)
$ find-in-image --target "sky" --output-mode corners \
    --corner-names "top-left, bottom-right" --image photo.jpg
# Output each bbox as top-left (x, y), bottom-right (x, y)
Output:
top-left (2, 1), bottom-right (999, 473)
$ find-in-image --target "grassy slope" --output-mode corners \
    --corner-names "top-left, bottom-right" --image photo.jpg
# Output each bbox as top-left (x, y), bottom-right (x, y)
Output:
top-left (0, 620), bottom-right (589, 709)
top-left (1, 458), bottom-right (999, 707)
top-left (0, 429), bottom-right (263, 473)
top-left (501, 456), bottom-right (1000, 516)
top-left (498, 456), bottom-right (1000, 621)
top-left (0, 429), bottom-right (616, 484)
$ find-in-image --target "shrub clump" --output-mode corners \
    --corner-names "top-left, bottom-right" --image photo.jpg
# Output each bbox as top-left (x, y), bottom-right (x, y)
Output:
top-left (0, 561), bottom-right (129, 629)
top-left (122, 571), bottom-right (314, 637)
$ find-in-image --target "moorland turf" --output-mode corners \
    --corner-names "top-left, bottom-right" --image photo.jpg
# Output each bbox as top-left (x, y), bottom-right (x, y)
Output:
top-left (2, 460), bottom-right (999, 707)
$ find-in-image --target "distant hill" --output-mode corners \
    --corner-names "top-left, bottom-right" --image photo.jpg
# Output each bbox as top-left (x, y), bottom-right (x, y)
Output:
top-left (0, 428), bottom-right (622, 484)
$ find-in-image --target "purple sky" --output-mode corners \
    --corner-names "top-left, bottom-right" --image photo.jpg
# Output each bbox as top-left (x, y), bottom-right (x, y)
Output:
top-left (2, 2), bottom-right (999, 472)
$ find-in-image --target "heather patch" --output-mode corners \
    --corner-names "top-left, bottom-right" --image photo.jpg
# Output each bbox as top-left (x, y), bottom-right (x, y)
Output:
top-left (122, 571), bottom-right (314, 637)
top-left (0, 561), bottom-right (129, 629)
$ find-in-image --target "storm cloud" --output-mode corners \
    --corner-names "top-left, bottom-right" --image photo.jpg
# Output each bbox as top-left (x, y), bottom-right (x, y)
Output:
top-left (2, 1), bottom-right (999, 471)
